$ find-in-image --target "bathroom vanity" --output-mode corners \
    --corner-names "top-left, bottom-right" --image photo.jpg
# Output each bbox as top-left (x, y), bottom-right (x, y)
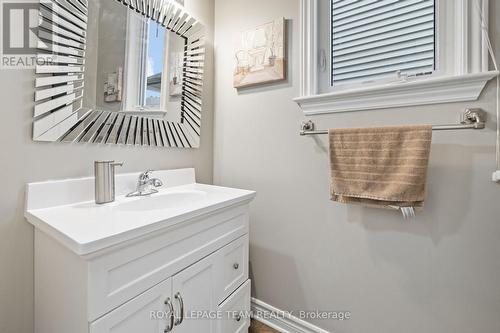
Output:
top-left (25, 169), bottom-right (255, 333)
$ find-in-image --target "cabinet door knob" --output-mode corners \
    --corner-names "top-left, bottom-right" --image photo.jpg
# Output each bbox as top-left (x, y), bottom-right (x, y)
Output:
top-left (235, 314), bottom-right (242, 322)
top-left (233, 263), bottom-right (239, 270)
top-left (163, 298), bottom-right (174, 333)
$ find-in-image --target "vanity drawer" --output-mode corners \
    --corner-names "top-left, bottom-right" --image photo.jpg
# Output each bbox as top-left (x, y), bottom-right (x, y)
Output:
top-left (218, 280), bottom-right (251, 333)
top-left (218, 234), bottom-right (249, 304)
top-left (87, 205), bottom-right (249, 321)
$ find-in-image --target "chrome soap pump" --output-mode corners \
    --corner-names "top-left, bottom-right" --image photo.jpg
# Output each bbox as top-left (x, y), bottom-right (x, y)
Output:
top-left (94, 161), bottom-right (124, 204)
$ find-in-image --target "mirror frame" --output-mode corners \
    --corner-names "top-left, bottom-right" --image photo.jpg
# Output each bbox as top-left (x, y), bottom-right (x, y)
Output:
top-left (33, 0), bottom-right (205, 148)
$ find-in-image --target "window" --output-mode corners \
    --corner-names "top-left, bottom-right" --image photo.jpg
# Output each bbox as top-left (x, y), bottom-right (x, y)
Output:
top-left (296, 0), bottom-right (498, 115)
top-left (144, 22), bottom-right (166, 109)
top-left (123, 12), bottom-right (185, 114)
top-left (123, 16), bottom-right (167, 112)
top-left (330, 0), bottom-right (435, 87)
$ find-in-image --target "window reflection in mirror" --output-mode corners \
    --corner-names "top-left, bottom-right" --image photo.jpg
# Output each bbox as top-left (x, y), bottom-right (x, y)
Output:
top-left (145, 22), bottom-right (165, 109)
top-left (84, 0), bottom-right (186, 119)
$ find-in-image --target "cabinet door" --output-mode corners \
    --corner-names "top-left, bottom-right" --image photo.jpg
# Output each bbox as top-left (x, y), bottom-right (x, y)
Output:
top-left (171, 252), bottom-right (220, 333)
top-left (90, 278), bottom-right (173, 333)
top-left (217, 280), bottom-right (251, 333)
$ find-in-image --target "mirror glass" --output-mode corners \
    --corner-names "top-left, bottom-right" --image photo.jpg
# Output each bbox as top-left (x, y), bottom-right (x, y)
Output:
top-left (85, 0), bottom-right (185, 121)
top-left (33, 0), bottom-right (204, 148)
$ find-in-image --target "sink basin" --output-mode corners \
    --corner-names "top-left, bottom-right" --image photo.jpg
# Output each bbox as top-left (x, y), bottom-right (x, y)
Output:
top-left (24, 168), bottom-right (256, 255)
top-left (118, 190), bottom-right (207, 211)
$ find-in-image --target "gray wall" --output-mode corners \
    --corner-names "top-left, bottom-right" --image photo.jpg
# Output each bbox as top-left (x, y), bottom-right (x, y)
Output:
top-left (0, 0), bottom-right (214, 332)
top-left (213, 1), bottom-right (500, 332)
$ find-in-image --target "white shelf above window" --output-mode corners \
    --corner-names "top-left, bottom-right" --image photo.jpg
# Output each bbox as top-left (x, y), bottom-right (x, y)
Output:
top-left (294, 71), bottom-right (498, 115)
top-left (296, 0), bottom-right (498, 115)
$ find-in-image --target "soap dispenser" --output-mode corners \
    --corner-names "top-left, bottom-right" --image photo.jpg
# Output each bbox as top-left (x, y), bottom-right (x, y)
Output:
top-left (94, 161), bottom-right (124, 204)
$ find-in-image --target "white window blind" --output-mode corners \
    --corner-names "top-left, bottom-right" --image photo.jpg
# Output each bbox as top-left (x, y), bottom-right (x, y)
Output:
top-left (331, 0), bottom-right (435, 85)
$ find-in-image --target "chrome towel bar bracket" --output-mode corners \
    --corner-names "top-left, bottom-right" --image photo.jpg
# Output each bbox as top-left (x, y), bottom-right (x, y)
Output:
top-left (300, 109), bottom-right (486, 136)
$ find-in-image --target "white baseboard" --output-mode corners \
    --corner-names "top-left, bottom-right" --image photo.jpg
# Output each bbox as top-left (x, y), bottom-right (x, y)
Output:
top-left (251, 298), bottom-right (331, 333)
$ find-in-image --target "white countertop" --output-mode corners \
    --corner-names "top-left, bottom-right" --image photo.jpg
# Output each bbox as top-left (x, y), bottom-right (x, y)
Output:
top-left (25, 169), bottom-right (255, 256)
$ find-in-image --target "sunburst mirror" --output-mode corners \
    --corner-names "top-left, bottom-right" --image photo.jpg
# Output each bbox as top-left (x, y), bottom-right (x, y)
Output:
top-left (33, 0), bottom-right (205, 148)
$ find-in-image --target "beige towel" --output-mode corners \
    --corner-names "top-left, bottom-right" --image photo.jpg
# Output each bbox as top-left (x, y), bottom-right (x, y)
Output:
top-left (329, 125), bottom-right (432, 208)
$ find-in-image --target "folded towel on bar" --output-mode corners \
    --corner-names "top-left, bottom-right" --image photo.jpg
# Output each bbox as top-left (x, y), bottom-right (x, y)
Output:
top-left (329, 125), bottom-right (432, 209)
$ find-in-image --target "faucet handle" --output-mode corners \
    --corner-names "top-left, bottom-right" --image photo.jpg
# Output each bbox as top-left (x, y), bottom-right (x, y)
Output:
top-left (139, 170), bottom-right (154, 181)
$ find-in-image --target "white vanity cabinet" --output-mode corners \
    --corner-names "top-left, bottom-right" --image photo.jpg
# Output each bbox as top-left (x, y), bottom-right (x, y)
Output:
top-left (26, 169), bottom-right (255, 333)
top-left (90, 234), bottom-right (250, 333)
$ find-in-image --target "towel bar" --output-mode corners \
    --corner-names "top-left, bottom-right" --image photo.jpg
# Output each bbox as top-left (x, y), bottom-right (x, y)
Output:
top-left (300, 109), bottom-right (486, 136)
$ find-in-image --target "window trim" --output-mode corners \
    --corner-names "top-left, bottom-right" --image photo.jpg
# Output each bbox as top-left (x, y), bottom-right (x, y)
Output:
top-left (295, 0), bottom-right (498, 115)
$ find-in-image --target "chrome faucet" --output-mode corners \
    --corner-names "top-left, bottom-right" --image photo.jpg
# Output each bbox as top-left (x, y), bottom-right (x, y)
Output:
top-left (126, 170), bottom-right (163, 197)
